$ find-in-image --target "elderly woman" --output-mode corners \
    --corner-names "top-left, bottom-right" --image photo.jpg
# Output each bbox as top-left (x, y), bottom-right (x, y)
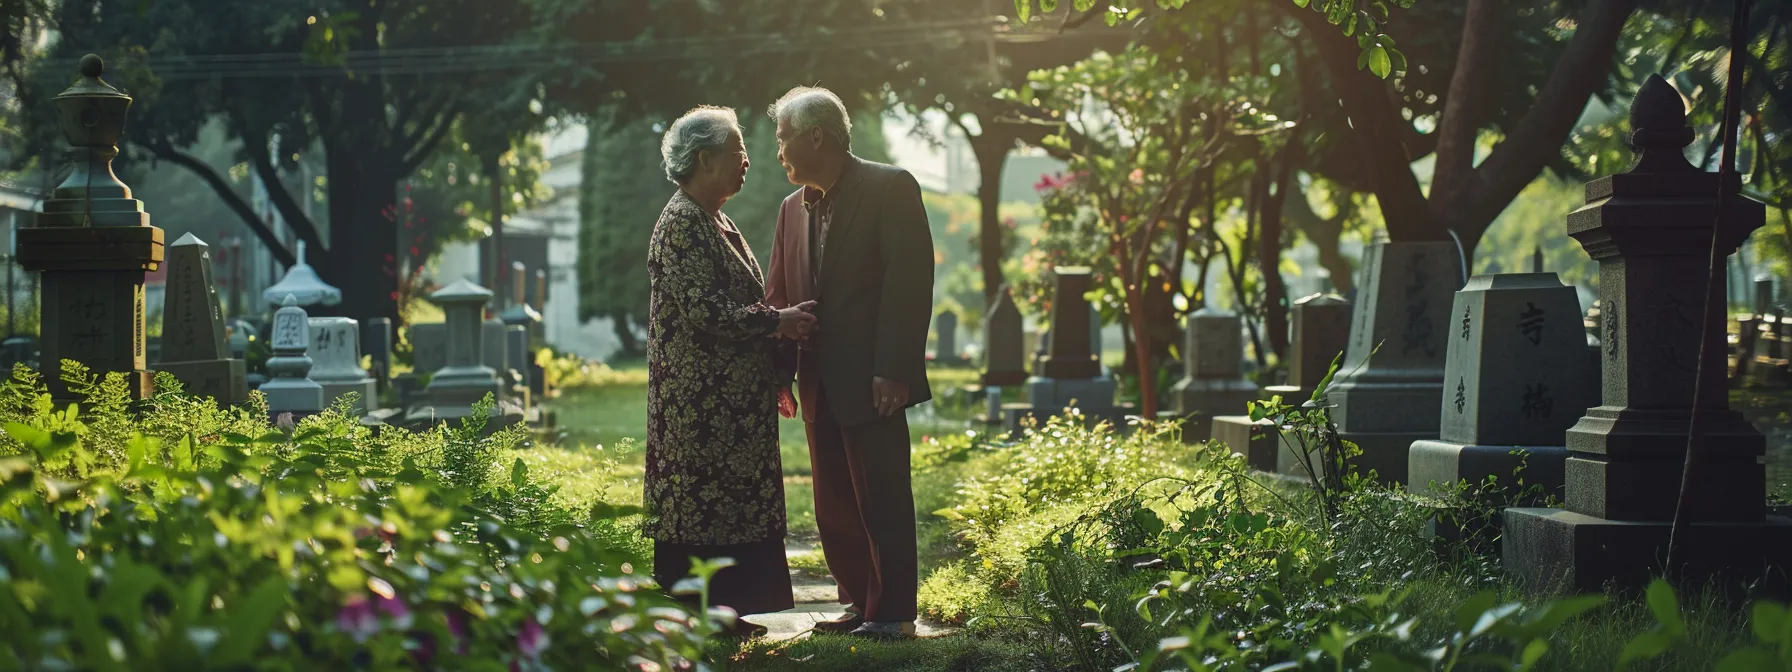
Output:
top-left (644, 105), bottom-right (814, 638)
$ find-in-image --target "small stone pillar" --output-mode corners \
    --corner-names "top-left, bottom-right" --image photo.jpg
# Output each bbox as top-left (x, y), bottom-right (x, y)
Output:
top-left (308, 317), bottom-right (377, 414)
top-left (504, 324), bottom-right (531, 409)
top-left (156, 233), bottom-right (247, 405)
top-left (407, 280), bottom-right (508, 426)
top-left (1328, 239), bottom-right (1464, 484)
top-left (19, 55), bottom-right (164, 402)
top-left (500, 262), bottom-right (542, 336)
top-left (365, 317), bottom-right (393, 389)
top-left (1409, 273), bottom-right (1598, 502)
top-left (933, 310), bottom-right (966, 365)
top-left (259, 295), bottom-right (325, 417)
top-left (982, 286), bottom-right (1028, 387)
top-left (1504, 75), bottom-right (1792, 594)
top-left (1168, 307), bottom-right (1258, 442)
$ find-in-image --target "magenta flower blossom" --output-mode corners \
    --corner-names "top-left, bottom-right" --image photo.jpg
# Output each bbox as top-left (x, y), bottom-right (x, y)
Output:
top-left (447, 610), bottom-right (470, 655)
top-left (336, 597), bottom-right (379, 642)
top-left (376, 595), bottom-right (413, 629)
top-left (517, 616), bottom-right (548, 660)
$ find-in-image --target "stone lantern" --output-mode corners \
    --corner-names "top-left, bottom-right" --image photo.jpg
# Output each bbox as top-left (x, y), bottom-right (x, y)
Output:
top-left (18, 54), bottom-right (164, 401)
top-left (1503, 75), bottom-right (1792, 593)
top-left (262, 240), bottom-right (341, 307)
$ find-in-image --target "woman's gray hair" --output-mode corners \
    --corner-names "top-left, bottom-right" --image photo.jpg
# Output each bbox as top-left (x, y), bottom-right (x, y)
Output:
top-left (660, 106), bottom-right (742, 184)
top-left (768, 86), bottom-right (852, 150)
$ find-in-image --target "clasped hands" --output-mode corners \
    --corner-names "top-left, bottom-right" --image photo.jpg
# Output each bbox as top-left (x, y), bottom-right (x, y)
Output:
top-left (774, 300), bottom-right (819, 340)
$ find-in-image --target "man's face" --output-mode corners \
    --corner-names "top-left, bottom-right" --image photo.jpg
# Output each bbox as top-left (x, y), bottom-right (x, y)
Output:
top-left (775, 115), bottom-right (822, 187)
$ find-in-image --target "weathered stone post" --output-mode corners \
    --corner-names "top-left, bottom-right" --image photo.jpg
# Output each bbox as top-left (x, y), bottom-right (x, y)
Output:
top-left (407, 279), bottom-right (508, 426)
top-left (1504, 75), bottom-right (1792, 593)
top-left (260, 295), bottom-right (325, 417)
top-left (20, 55), bottom-right (164, 401)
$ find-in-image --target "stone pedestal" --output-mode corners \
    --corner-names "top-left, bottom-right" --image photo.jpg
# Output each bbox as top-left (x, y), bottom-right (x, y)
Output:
top-left (308, 317), bottom-right (377, 415)
top-left (259, 296), bottom-right (325, 416)
top-left (155, 233), bottom-right (247, 405)
top-left (1408, 273), bottom-right (1597, 502)
top-left (1328, 240), bottom-right (1463, 484)
top-left (1211, 415), bottom-right (1279, 471)
top-left (982, 287), bottom-right (1028, 386)
top-left (20, 56), bottom-right (164, 402)
top-left (1170, 307), bottom-right (1257, 442)
top-left (1504, 75), bottom-right (1792, 595)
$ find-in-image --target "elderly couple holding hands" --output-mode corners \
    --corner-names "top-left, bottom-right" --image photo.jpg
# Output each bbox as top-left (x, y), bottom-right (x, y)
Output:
top-left (642, 86), bottom-right (934, 639)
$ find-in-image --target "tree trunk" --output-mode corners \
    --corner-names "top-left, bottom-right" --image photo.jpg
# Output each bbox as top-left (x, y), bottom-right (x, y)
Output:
top-left (487, 151), bottom-right (505, 304)
top-left (969, 128), bottom-right (1013, 305)
top-left (611, 310), bottom-right (642, 358)
top-left (1257, 147), bottom-right (1295, 360)
top-left (317, 153), bottom-right (402, 325)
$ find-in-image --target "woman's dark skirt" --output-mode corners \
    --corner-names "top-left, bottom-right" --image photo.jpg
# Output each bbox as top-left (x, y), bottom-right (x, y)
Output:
top-left (654, 537), bottom-right (794, 616)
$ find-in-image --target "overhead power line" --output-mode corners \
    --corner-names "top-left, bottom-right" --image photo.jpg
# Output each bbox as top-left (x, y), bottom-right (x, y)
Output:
top-left (26, 16), bottom-right (1122, 80)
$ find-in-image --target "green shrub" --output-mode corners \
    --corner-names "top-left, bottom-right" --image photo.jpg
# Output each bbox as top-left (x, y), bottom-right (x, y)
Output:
top-left (0, 362), bottom-right (715, 670)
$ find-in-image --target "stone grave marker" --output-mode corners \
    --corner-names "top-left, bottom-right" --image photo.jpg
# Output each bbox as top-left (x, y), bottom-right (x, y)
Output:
top-left (20, 55), bottom-right (162, 401)
top-left (1013, 266), bottom-right (1115, 429)
top-left (155, 233), bottom-right (247, 405)
top-left (483, 319), bottom-right (525, 403)
top-left (407, 280), bottom-right (518, 428)
top-left (934, 310), bottom-right (961, 363)
top-left (1504, 75), bottom-right (1792, 594)
top-left (1168, 307), bottom-right (1258, 443)
top-left (259, 295), bottom-right (325, 417)
top-left (308, 317), bottom-right (377, 415)
top-left (982, 286), bottom-right (1028, 387)
top-left (365, 317), bottom-right (393, 388)
top-left (411, 323), bottom-right (448, 374)
top-left (500, 261), bottom-right (543, 341)
top-left (1409, 272), bottom-right (1597, 504)
top-left (0, 336), bottom-right (37, 372)
top-left (1212, 293), bottom-right (1352, 471)
top-left (1327, 239), bottom-right (1463, 484)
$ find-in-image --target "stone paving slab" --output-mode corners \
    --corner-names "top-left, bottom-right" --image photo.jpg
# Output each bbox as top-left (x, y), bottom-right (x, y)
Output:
top-left (738, 543), bottom-right (958, 641)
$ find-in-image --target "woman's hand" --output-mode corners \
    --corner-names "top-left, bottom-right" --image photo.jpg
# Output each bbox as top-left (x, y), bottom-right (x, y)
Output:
top-left (775, 300), bottom-right (818, 340)
top-left (778, 387), bottom-right (797, 419)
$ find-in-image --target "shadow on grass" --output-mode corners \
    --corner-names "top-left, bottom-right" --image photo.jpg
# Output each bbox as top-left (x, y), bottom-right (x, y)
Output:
top-left (714, 633), bottom-right (1035, 672)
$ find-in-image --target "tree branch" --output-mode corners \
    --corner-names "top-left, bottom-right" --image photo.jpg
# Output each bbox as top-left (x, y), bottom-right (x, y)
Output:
top-left (399, 103), bottom-right (461, 176)
top-left (396, 92), bottom-right (453, 157)
top-left (142, 141), bottom-right (296, 268)
top-left (1467, 0), bottom-right (1638, 231)
top-left (1432, 0), bottom-right (1500, 205)
top-left (233, 115), bottom-right (326, 254)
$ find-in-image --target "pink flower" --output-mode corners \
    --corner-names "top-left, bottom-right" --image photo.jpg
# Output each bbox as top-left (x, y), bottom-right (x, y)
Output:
top-left (336, 597), bottom-right (379, 642)
top-left (517, 616), bottom-right (548, 660)
top-left (447, 610), bottom-right (470, 655)
top-left (376, 595), bottom-right (413, 629)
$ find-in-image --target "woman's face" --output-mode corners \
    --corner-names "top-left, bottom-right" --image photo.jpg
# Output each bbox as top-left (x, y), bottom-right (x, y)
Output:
top-left (700, 132), bottom-right (749, 197)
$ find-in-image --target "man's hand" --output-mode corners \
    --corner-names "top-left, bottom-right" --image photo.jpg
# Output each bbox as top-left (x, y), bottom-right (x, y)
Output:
top-left (775, 300), bottom-right (818, 340)
top-left (871, 376), bottom-right (908, 418)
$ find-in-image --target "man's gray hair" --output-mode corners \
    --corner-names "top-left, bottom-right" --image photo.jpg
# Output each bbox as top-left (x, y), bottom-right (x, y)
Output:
top-left (660, 106), bottom-right (742, 184)
top-left (768, 86), bottom-right (852, 150)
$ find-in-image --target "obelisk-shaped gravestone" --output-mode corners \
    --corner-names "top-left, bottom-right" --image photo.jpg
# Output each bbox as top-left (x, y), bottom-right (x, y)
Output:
top-left (1328, 239), bottom-right (1463, 484)
top-left (156, 233), bottom-right (247, 405)
top-left (308, 317), bottom-right (377, 414)
top-left (1409, 273), bottom-right (1597, 501)
top-left (1504, 75), bottom-right (1792, 594)
top-left (260, 295), bottom-right (325, 417)
top-left (982, 286), bottom-right (1028, 386)
top-left (1169, 307), bottom-right (1257, 442)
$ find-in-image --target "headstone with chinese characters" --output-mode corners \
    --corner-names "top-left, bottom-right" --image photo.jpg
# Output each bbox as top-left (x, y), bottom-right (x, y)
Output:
top-left (1169, 307), bottom-right (1258, 442)
top-left (1016, 266), bottom-right (1116, 429)
top-left (1326, 239), bottom-right (1464, 484)
top-left (1505, 75), bottom-right (1792, 594)
top-left (259, 295), bottom-right (325, 416)
top-left (19, 55), bottom-right (164, 402)
top-left (407, 280), bottom-right (521, 428)
top-left (982, 286), bottom-right (1028, 387)
top-left (1210, 293), bottom-right (1352, 471)
top-left (155, 233), bottom-right (247, 405)
top-left (307, 317), bottom-right (377, 415)
top-left (1409, 273), bottom-right (1597, 502)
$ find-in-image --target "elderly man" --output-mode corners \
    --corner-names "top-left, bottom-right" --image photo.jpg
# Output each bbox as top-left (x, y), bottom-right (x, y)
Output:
top-left (764, 86), bottom-right (934, 639)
